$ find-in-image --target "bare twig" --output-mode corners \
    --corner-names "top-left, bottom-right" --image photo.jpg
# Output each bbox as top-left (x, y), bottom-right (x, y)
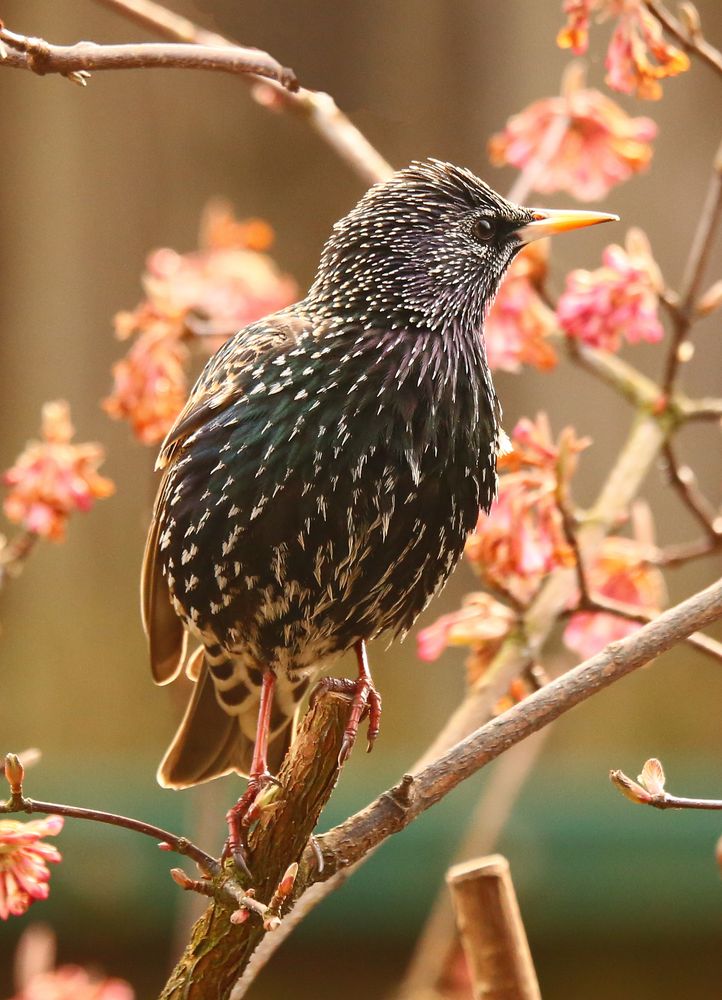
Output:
top-left (611, 758), bottom-right (722, 810)
top-left (92, 0), bottom-right (393, 185)
top-left (663, 441), bottom-right (722, 538)
top-left (579, 594), bottom-right (722, 664)
top-left (1, 753), bottom-right (218, 874)
top-left (662, 135), bottom-right (722, 394)
top-left (0, 23), bottom-right (298, 90)
top-left (447, 855), bottom-right (541, 1000)
top-left (644, 1), bottom-right (722, 78)
top-left (654, 535), bottom-right (722, 567)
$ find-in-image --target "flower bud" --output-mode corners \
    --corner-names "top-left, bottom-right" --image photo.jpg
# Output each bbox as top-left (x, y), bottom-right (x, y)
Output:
top-left (609, 768), bottom-right (652, 804)
top-left (4, 753), bottom-right (24, 794)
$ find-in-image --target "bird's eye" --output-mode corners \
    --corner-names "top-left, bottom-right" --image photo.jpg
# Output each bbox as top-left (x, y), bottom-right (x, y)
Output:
top-left (473, 218), bottom-right (495, 243)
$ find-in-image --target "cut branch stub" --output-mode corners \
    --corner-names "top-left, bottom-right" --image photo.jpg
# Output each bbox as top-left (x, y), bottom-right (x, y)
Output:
top-left (159, 688), bottom-right (352, 1000)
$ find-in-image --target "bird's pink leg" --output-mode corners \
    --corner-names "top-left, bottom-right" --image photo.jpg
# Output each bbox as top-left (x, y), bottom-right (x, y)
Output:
top-left (225, 669), bottom-right (277, 868)
top-left (317, 640), bottom-right (382, 765)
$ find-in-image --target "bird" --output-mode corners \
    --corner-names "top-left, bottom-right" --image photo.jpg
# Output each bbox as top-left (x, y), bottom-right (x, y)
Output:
top-left (142, 159), bottom-right (616, 846)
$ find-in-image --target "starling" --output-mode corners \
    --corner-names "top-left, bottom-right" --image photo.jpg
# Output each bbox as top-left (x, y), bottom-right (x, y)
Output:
top-left (142, 160), bottom-right (616, 815)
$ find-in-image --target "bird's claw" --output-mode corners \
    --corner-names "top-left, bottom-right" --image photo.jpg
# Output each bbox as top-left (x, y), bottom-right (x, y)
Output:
top-left (224, 771), bottom-right (281, 874)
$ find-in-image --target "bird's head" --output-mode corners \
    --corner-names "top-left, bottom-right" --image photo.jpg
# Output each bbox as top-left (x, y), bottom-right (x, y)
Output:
top-left (310, 158), bottom-right (617, 332)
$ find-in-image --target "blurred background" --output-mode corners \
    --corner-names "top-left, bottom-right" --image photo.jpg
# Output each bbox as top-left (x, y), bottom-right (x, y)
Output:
top-left (1, 1), bottom-right (721, 997)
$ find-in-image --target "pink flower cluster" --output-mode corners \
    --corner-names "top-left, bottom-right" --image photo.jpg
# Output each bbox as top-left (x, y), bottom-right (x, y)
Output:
top-left (3, 402), bottom-right (115, 541)
top-left (485, 243), bottom-right (558, 374)
top-left (489, 78), bottom-right (656, 200)
top-left (467, 415), bottom-right (590, 606)
top-left (104, 203), bottom-right (297, 444)
top-left (558, 0), bottom-right (690, 100)
top-left (564, 535), bottom-right (665, 658)
top-left (557, 228), bottom-right (664, 352)
top-left (11, 966), bottom-right (134, 1000)
top-left (0, 816), bottom-right (63, 920)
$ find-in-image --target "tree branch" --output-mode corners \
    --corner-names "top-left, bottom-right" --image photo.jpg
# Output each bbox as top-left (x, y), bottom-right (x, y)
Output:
top-left (0, 23), bottom-right (298, 90)
top-left (663, 440), bottom-right (722, 539)
top-left (611, 757), bottom-right (722, 811)
top-left (92, 0), bottom-right (394, 185)
top-left (1, 754), bottom-right (218, 875)
top-left (662, 134), bottom-right (722, 394)
top-left (579, 594), bottom-right (722, 664)
top-left (306, 576), bottom-right (722, 885)
top-left (160, 690), bottom-right (352, 1000)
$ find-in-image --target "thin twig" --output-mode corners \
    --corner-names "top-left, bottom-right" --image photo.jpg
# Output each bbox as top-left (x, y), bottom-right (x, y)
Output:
top-left (654, 535), bottom-right (722, 567)
top-left (0, 24), bottom-right (298, 90)
top-left (579, 594), bottom-right (722, 664)
top-left (644, 1), bottom-right (722, 77)
top-left (611, 762), bottom-right (722, 811)
top-left (91, 0), bottom-right (393, 185)
top-left (663, 440), bottom-right (722, 538)
top-left (662, 134), bottom-right (722, 394)
top-left (0, 780), bottom-right (218, 874)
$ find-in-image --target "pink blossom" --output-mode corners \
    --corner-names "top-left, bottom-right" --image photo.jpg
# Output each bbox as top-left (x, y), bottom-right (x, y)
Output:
top-left (557, 228), bottom-right (664, 352)
top-left (465, 416), bottom-right (589, 605)
top-left (3, 403), bottom-right (114, 541)
top-left (417, 594), bottom-right (515, 663)
top-left (105, 203), bottom-right (297, 445)
top-left (0, 816), bottom-right (63, 920)
top-left (12, 966), bottom-right (134, 1000)
top-left (564, 535), bottom-right (665, 658)
top-left (485, 244), bottom-right (558, 374)
top-left (489, 79), bottom-right (656, 201)
top-left (557, 1), bottom-right (690, 100)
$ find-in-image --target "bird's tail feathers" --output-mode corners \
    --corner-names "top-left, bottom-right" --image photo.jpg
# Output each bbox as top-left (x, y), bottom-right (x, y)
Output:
top-left (157, 656), bottom-right (295, 789)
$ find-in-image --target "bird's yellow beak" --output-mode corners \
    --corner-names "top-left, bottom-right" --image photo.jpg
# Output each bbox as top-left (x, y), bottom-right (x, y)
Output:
top-left (517, 208), bottom-right (619, 244)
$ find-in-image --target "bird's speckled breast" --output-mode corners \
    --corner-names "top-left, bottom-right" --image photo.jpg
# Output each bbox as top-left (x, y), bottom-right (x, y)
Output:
top-left (157, 320), bottom-right (497, 675)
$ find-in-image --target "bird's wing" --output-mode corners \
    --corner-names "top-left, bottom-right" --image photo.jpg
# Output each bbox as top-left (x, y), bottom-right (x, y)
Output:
top-left (141, 308), bottom-right (315, 684)
top-left (156, 309), bottom-right (312, 470)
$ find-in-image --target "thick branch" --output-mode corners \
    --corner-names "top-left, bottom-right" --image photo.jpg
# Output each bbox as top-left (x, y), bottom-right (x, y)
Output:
top-left (160, 691), bottom-right (351, 1000)
top-left (92, 0), bottom-right (393, 185)
top-left (0, 24), bottom-right (298, 90)
top-left (313, 576), bottom-right (722, 880)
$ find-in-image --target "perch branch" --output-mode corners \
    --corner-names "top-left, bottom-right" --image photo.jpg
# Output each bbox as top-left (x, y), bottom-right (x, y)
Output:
top-left (160, 690), bottom-right (351, 1000)
top-left (0, 23), bottom-right (298, 90)
top-left (447, 855), bottom-right (541, 1000)
top-left (92, 0), bottom-right (393, 185)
